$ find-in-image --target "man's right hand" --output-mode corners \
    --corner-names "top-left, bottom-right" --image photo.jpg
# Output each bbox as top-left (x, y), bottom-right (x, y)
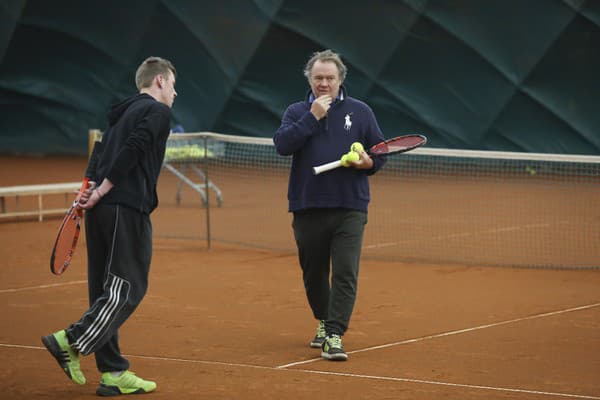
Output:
top-left (310, 95), bottom-right (332, 120)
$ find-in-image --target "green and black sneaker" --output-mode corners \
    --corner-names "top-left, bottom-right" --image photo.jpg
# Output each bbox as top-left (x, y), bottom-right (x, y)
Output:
top-left (310, 320), bottom-right (327, 348)
top-left (321, 334), bottom-right (348, 361)
top-left (41, 330), bottom-right (86, 384)
top-left (96, 371), bottom-right (157, 396)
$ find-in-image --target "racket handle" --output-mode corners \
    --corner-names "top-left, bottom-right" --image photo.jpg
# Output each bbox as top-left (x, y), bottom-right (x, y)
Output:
top-left (312, 160), bottom-right (343, 175)
top-left (80, 177), bottom-right (90, 192)
top-left (72, 178), bottom-right (90, 208)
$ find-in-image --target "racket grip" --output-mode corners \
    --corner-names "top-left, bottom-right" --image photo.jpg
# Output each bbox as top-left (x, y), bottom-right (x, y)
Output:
top-left (80, 177), bottom-right (90, 191)
top-left (73, 178), bottom-right (90, 208)
top-left (312, 160), bottom-right (343, 175)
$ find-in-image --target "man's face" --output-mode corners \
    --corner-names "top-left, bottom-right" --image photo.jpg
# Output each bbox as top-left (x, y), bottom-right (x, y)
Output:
top-left (159, 70), bottom-right (177, 108)
top-left (309, 60), bottom-right (341, 99)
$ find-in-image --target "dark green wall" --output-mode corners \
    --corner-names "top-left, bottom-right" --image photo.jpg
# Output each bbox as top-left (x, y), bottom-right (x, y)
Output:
top-left (1, 0), bottom-right (599, 155)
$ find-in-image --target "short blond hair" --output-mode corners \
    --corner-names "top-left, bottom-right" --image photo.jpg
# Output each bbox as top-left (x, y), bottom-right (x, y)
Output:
top-left (135, 56), bottom-right (177, 90)
top-left (303, 49), bottom-right (347, 83)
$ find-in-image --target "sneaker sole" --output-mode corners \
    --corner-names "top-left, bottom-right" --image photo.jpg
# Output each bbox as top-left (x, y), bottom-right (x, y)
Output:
top-left (41, 334), bottom-right (86, 384)
top-left (310, 341), bottom-right (325, 348)
top-left (321, 351), bottom-right (348, 361)
top-left (96, 383), bottom-right (148, 396)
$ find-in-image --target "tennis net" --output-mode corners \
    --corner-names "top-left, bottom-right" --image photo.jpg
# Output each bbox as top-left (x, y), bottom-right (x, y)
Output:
top-left (96, 131), bottom-right (600, 269)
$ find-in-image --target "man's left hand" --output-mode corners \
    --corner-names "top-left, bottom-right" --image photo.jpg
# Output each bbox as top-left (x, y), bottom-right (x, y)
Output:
top-left (349, 151), bottom-right (373, 170)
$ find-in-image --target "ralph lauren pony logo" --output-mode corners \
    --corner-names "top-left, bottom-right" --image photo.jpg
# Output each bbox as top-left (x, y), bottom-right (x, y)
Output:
top-left (344, 113), bottom-right (353, 131)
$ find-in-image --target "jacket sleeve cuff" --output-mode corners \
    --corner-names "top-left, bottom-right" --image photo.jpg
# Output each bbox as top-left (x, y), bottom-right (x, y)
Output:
top-left (366, 154), bottom-right (387, 176)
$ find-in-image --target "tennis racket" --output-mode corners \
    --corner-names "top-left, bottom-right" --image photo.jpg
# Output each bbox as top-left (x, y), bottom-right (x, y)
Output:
top-left (50, 178), bottom-right (89, 275)
top-left (312, 134), bottom-right (427, 175)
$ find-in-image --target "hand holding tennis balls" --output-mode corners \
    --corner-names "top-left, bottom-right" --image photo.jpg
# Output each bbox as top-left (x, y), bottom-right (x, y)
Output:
top-left (339, 142), bottom-right (364, 168)
top-left (348, 142), bottom-right (374, 170)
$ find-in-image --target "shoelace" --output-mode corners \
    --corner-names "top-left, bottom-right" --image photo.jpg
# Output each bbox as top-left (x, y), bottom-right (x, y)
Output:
top-left (328, 335), bottom-right (343, 348)
top-left (109, 372), bottom-right (144, 387)
top-left (316, 321), bottom-right (326, 337)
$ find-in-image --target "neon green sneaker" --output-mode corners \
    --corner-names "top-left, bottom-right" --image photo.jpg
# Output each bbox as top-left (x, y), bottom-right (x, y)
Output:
top-left (321, 334), bottom-right (348, 361)
top-left (96, 371), bottom-right (157, 396)
top-left (310, 320), bottom-right (327, 348)
top-left (41, 330), bottom-right (86, 384)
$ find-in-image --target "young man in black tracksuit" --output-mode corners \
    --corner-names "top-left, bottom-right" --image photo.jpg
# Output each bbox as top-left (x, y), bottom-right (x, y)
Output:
top-left (42, 56), bottom-right (177, 396)
top-left (274, 50), bottom-right (387, 361)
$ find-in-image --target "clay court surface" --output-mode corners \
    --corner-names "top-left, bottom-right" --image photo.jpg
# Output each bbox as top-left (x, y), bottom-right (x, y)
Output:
top-left (1, 156), bottom-right (599, 399)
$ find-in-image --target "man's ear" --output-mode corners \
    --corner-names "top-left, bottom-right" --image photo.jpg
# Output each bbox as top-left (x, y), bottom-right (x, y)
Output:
top-left (156, 74), bottom-right (164, 88)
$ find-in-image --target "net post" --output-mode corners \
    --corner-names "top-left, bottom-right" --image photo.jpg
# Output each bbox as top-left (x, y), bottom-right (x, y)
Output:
top-left (88, 129), bottom-right (102, 159)
top-left (203, 135), bottom-right (211, 250)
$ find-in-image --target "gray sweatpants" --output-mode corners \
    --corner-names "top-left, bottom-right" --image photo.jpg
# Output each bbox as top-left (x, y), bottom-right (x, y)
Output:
top-left (292, 208), bottom-right (367, 336)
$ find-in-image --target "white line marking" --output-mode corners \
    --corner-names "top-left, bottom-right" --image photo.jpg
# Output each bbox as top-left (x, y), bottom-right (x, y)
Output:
top-left (0, 343), bottom-right (43, 350)
top-left (0, 343), bottom-right (273, 371)
top-left (0, 280), bottom-right (87, 293)
top-left (2, 343), bottom-right (598, 399)
top-left (128, 353), bottom-right (274, 371)
top-left (292, 369), bottom-right (600, 400)
top-left (364, 221), bottom-right (570, 249)
top-left (276, 302), bottom-right (600, 368)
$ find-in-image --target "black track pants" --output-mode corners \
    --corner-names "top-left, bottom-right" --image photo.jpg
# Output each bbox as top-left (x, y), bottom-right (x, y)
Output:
top-left (66, 204), bottom-right (152, 372)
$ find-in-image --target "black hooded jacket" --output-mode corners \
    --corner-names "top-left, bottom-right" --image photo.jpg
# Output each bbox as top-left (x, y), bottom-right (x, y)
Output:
top-left (86, 93), bottom-right (171, 214)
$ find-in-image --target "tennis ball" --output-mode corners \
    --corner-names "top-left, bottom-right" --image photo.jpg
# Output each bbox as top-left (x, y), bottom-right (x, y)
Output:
top-left (340, 153), bottom-right (350, 167)
top-left (346, 151), bottom-right (360, 162)
top-left (341, 151), bottom-right (359, 167)
top-left (351, 142), bottom-right (364, 153)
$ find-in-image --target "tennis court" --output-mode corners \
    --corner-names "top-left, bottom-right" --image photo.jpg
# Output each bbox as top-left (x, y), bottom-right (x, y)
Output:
top-left (1, 155), bottom-right (599, 399)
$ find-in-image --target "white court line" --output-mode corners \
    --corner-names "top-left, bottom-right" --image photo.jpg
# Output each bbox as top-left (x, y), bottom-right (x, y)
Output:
top-left (0, 343), bottom-right (273, 371)
top-left (364, 221), bottom-right (570, 249)
top-left (0, 343), bottom-right (43, 350)
top-left (276, 302), bottom-right (600, 368)
top-left (1, 343), bottom-right (598, 400)
top-left (0, 280), bottom-right (87, 293)
top-left (292, 369), bottom-right (600, 400)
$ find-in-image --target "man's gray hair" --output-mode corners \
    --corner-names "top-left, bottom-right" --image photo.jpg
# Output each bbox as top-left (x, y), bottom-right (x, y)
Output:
top-left (303, 49), bottom-right (347, 82)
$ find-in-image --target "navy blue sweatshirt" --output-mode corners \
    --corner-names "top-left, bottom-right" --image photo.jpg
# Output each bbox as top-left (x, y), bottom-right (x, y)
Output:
top-left (273, 87), bottom-right (386, 213)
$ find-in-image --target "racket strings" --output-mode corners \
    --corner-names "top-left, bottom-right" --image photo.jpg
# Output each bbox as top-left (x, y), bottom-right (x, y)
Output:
top-left (371, 135), bottom-right (426, 155)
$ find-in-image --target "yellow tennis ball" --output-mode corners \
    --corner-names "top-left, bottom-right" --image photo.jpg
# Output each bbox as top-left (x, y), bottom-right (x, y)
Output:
top-left (346, 151), bottom-right (360, 162)
top-left (340, 153), bottom-right (350, 167)
top-left (341, 151), bottom-right (360, 167)
top-left (351, 142), bottom-right (364, 153)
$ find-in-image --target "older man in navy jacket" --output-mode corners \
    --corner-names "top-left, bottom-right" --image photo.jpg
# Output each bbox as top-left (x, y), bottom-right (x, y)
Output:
top-left (274, 49), bottom-right (387, 361)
